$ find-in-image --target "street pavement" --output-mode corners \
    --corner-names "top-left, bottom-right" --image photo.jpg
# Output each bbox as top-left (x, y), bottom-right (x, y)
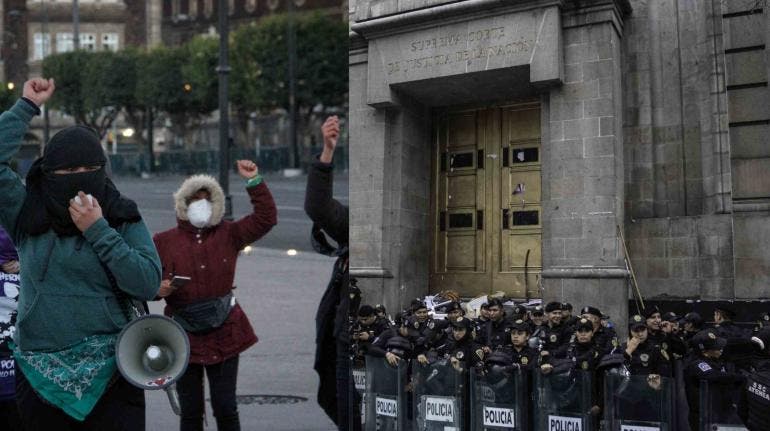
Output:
top-left (112, 171), bottom-right (347, 431)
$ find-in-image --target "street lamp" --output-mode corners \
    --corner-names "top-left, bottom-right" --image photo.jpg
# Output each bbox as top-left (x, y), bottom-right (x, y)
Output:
top-left (217, 0), bottom-right (232, 219)
top-left (6, 82), bottom-right (14, 90)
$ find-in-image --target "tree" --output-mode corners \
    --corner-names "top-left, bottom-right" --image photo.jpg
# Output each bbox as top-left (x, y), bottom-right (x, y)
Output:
top-left (230, 12), bottom-right (348, 155)
top-left (137, 38), bottom-right (218, 150)
top-left (42, 50), bottom-right (134, 139)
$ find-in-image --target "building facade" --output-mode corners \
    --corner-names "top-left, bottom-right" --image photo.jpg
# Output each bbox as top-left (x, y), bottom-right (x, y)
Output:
top-left (349, 0), bottom-right (770, 326)
top-left (0, 0), bottom-right (160, 85)
top-left (160, 0), bottom-right (344, 46)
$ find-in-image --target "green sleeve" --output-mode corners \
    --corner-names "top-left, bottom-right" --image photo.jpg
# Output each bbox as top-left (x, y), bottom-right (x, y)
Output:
top-left (83, 218), bottom-right (162, 301)
top-left (0, 99), bottom-right (39, 239)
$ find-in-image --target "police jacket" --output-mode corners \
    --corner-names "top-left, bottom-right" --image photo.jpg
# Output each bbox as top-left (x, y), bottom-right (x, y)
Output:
top-left (434, 336), bottom-right (485, 370)
top-left (593, 326), bottom-right (619, 355)
top-left (684, 355), bottom-right (745, 426)
top-left (746, 361), bottom-right (770, 430)
top-left (622, 339), bottom-right (671, 377)
top-left (498, 345), bottom-right (538, 371)
top-left (714, 321), bottom-right (748, 340)
top-left (478, 318), bottom-right (513, 350)
top-left (541, 322), bottom-right (571, 356)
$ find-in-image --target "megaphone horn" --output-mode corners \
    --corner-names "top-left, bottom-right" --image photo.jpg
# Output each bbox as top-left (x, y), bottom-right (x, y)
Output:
top-left (116, 314), bottom-right (190, 415)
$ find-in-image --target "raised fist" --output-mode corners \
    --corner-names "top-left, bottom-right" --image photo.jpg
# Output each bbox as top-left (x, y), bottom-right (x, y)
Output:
top-left (236, 159), bottom-right (258, 179)
top-left (23, 78), bottom-right (55, 107)
top-left (319, 116), bottom-right (340, 164)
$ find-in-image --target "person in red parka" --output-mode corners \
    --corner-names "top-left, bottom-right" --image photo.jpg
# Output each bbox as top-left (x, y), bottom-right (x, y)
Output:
top-left (153, 160), bottom-right (277, 431)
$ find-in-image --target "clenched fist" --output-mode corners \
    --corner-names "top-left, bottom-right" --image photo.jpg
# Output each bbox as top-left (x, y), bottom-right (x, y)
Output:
top-left (23, 78), bottom-right (55, 107)
top-left (236, 159), bottom-right (258, 179)
top-left (320, 116), bottom-right (340, 164)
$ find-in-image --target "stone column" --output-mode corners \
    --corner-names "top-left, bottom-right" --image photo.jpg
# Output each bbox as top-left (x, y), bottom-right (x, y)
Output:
top-left (541, 1), bottom-right (632, 328)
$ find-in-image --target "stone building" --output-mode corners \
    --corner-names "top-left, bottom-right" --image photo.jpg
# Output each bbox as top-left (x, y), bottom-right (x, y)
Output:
top-left (349, 0), bottom-right (770, 325)
top-left (0, 0), bottom-right (161, 85)
top-left (161, 0), bottom-right (344, 46)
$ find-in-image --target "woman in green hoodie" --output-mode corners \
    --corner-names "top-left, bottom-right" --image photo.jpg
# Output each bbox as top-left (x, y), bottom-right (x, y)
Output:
top-left (0, 78), bottom-right (161, 430)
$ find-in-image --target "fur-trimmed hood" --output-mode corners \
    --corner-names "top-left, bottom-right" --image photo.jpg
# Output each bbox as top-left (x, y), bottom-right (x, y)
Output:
top-left (174, 174), bottom-right (225, 226)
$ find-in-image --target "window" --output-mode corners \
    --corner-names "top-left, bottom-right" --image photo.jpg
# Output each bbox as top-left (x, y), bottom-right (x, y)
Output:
top-left (228, 0), bottom-right (235, 15)
top-left (245, 0), bottom-right (257, 12)
top-left (33, 33), bottom-right (51, 60)
top-left (189, 0), bottom-right (198, 18)
top-left (80, 33), bottom-right (96, 51)
top-left (101, 33), bottom-right (119, 51)
top-left (56, 33), bottom-right (74, 53)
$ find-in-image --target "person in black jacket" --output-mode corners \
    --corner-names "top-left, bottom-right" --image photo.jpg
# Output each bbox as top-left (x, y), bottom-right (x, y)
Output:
top-left (305, 115), bottom-right (357, 430)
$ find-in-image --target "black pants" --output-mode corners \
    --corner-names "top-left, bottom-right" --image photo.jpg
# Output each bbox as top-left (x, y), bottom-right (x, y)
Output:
top-left (0, 398), bottom-right (23, 431)
top-left (15, 367), bottom-right (145, 430)
top-left (336, 340), bottom-right (361, 431)
top-left (177, 355), bottom-right (240, 431)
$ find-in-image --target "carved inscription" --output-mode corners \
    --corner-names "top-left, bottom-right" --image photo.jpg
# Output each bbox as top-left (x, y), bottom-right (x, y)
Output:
top-left (387, 26), bottom-right (533, 76)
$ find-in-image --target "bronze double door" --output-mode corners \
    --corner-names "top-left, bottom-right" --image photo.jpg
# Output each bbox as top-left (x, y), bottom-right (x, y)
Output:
top-left (430, 102), bottom-right (542, 298)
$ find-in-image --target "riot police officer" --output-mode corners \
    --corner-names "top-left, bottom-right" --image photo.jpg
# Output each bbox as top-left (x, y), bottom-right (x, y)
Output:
top-left (529, 305), bottom-right (547, 341)
top-left (541, 301), bottom-right (571, 357)
top-left (478, 298), bottom-right (513, 352)
top-left (581, 306), bottom-right (618, 355)
top-left (623, 314), bottom-right (671, 377)
top-left (713, 304), bottom-right (748, 339)
top-left (497, 319), bottom-right (538, 371)
top-left (745, 326), bottom-right (770, 430)
top-left (353, 305), bottom-right (390, 359)
top-left (684, 329), bottom-right (745, 428)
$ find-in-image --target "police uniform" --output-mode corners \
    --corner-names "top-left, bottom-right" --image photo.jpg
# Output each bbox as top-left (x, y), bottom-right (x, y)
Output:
top-left (713, 305), bottom-right (749, 339)
top-left (745, 327), bottom-right (770, 430)
top-left (434, 317), bottom-right (486, 370)
top-left (581, 306), bottom-right (619, 355)
top-left (478, 317), bottom-right (513, 351)
top-left (497, 319), bottom-right (538, 371)
top-left (684, 330), bottom-right (745, 428)
top-left (623, 315), bottom-right (671, 377)
top-left (541, 302), bottom-right (571, 357)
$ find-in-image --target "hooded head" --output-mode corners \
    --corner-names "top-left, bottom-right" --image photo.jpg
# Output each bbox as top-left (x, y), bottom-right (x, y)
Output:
top-left (17, 125), bottom-right (139, 237)
top-left (173, 175), bottom-right (226, 228)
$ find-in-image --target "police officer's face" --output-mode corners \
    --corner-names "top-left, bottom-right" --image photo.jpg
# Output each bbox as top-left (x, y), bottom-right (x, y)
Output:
top-left (548, 310), bottom-right (562, 325)
top-left (646, 313), bottom-right (661, 330)
top-left (582, 314), bottom-right (600, 329)
top-left (532, 313), bottom-right (544, 325)
top-left (452, 327), bottom-right (467, 340)
top-left (511, 329), bottom-right (528, 347)
top-left (684, 322), bottom-right (694, 332)
top-left (359, 315), bottom-right (376, 326)
top-left (488, 306), bottom-right (503, 322)
top-left (631, 327), bottom-right (648, 341)
top-left (481, 308), bottom-right (490, 319)
top-left (414, 308), bottom-right (428, 321)
top-left (576, 328), bottom-right (593, 343)
top-left (447, 309), bottom-right (462, 322)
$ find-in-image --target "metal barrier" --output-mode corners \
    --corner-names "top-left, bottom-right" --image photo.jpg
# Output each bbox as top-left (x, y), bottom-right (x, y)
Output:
top-left (469, 366), bottom-right (527, 430)
top-left (412, 359), bottom-right (465, 430)
top-left (603, 372), bottom-right (673, 431)
top-left (365, 356), bottom-right (408, 431)
top-left (698, 379), bottom-right (747, 431)
top-left (533, 368), bottom-right (595, 431)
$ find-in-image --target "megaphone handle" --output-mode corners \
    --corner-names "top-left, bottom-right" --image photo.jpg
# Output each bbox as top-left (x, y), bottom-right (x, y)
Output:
top-left (165, 384), bottom-right (182, 415)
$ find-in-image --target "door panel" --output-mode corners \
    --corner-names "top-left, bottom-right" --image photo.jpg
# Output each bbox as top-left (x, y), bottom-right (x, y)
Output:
top-left (431, 103), bottom-right (542, 298)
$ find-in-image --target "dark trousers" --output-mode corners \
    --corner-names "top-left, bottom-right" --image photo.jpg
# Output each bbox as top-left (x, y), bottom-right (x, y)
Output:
top-left (0, 398), bottom-right (23, 431)
top-left (336, 339), bottom-right (361, 431)
top-left (15, 367), bottom-right (145, 430)
top-left (177, 355), bottom-right (240, 431)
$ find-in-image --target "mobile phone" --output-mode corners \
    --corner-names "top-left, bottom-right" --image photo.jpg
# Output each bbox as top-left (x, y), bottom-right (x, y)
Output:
top-left (171, 276), bottom-right (191, 289)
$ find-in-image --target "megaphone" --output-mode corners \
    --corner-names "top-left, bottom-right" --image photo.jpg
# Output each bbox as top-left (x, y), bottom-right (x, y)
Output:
top-left (115, 314), bottom-right (190, 415)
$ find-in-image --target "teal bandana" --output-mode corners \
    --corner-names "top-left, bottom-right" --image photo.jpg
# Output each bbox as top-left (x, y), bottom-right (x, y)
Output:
top-left (13, 334), bottom-right (118, 421)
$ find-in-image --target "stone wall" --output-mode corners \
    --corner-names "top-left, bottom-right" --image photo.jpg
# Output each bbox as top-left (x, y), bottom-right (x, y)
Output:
top-left (625, 215), bottom-right (734, 300)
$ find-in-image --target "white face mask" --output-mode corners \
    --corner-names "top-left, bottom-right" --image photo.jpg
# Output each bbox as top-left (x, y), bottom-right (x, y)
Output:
top-left (187, 199), bottom-right (213, 228)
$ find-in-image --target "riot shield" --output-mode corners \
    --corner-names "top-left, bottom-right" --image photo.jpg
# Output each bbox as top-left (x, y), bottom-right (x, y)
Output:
top-left (365, 356), bottom-right (408, 431)
top-left (412, 359), bottom-right (465, 430)
top-left (603, 372), bottom-right (673, 431)
top-left (469, 366), bottom-right (527, 430)
top-left (698, 379), bottom-right (747, 431)
top-left (354, 365), bottom-right (367, 426)
top-left (533, 368), bottom-right (595, 431)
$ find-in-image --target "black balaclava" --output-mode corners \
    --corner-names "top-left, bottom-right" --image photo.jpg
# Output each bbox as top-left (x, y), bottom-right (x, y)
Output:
top-left (17, 125), bottom-right (141, 238)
